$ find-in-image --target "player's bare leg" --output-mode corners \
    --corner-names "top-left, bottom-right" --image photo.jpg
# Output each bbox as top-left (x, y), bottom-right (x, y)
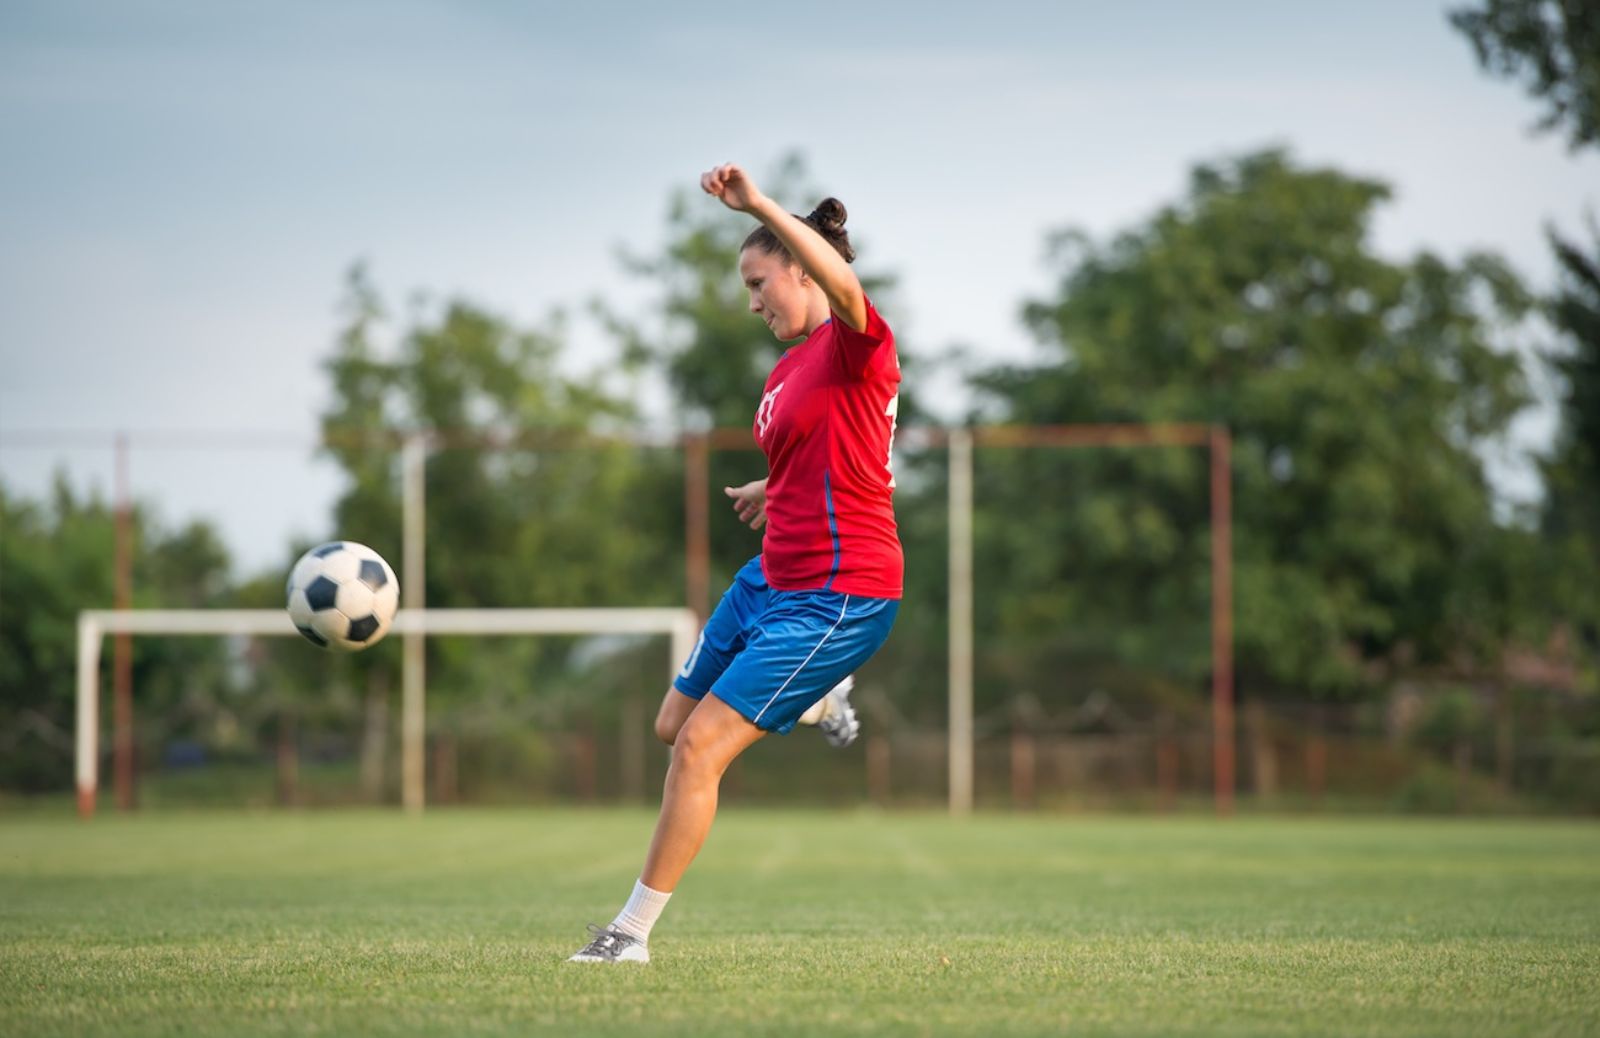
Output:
top-left (571, 693), bottom-right (764, 964)
top-left (653, 687), bottom-right (698, 746)
top-left (640, 693), bottom-right (765, 890)
top-left (664, 677), bottom-right (857, 749)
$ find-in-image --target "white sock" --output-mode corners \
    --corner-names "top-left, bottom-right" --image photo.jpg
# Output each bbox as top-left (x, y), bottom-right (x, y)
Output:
top-left (610, 879), bottom-right (671, 943)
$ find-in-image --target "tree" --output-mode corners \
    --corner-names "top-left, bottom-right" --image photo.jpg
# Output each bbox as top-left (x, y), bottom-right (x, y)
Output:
top-left (1450, 0), bottom-right (1600, 151)
top-left (1452, 1), bottom-right (1600, 670)
top-left (600, 153), bottom-right (908, 430)
top-left (0, 476), bottom-right (233, 792)
top-left (971, 150), bottom-right (1534, 701)
top-left (1537, 226), bottom-right (1600, 655)
top-left (277, 268), bottom-right (684, 799)
top-left (1543, 228), bottom-right (1600, 536)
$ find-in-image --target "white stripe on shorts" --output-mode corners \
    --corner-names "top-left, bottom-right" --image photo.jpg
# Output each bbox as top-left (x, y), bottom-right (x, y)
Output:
top-left (752, 596), bottom-right (850, 725)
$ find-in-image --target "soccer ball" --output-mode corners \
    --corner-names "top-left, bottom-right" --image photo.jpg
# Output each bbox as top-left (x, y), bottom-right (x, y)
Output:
top-left (285, 541), bottom-right (400, 651)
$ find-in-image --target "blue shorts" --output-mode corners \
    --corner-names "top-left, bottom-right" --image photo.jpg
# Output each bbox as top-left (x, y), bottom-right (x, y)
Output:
top-left (673, 556), bottom-right (899, 734)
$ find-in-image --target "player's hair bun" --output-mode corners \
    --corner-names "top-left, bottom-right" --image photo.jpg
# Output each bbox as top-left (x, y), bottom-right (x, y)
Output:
top-left (807, 197), bottom-right (847, 231)
top-left (741, 196), bottom-right (857, 263)
top-left (804, 198), bottom-right (855, 262)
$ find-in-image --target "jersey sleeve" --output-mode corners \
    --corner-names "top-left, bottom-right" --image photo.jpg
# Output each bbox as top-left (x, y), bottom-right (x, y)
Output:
top-left (830, 297), bottom-right (895, 380)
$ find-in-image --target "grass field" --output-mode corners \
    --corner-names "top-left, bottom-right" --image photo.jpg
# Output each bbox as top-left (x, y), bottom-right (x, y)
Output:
top-left (2, 809), bottom-right (1597, 1037)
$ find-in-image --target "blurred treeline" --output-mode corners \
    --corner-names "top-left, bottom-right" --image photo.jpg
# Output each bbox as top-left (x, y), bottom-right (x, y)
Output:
top-left (3, 2), bottom-right (1597, 809)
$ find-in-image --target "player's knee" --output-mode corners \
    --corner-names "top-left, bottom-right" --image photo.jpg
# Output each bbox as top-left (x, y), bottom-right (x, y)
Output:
top-left (654, 714), bottom-right (680, 746)
top-left (668, 724), bottom-right (722, 779)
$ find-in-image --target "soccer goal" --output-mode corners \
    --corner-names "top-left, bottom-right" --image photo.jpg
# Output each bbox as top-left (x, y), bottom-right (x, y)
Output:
top-left (75, 607), bottom-right (701, 818)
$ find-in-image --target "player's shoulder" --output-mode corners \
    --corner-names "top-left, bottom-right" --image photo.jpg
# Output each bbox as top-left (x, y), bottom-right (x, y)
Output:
top-left (828, 297), bottom-right (893, 345)
top-left (861, 296), bottom-right (893, 334)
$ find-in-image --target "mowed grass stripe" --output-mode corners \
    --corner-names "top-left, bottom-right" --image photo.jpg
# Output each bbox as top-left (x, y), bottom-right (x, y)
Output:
top-left (1, 811), bottom-right (1596, 1037)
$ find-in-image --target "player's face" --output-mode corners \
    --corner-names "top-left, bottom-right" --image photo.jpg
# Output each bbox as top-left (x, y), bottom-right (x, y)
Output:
top-left (739, 248), bottom-right (813, 341)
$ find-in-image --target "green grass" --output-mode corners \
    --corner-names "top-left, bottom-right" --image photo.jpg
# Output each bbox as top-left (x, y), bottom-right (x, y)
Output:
top-left (1, 810), bottom-right (1597, 1036)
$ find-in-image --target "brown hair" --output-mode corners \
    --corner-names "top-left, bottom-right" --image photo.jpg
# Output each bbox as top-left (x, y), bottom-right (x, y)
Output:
top-left (741, 197), bottom-right (855, 263)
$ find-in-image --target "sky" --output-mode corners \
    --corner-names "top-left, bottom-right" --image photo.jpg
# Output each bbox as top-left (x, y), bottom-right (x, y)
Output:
top-left (2, 0), bottom-right (1597, 577)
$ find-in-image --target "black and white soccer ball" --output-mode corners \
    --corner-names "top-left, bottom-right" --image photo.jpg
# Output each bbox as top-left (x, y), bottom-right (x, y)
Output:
top-left (285, 541), bottom-right (400, 651)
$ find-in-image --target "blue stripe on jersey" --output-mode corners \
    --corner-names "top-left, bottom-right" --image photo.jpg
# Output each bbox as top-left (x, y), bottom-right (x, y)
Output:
top-left (822, 470), bottom-right (841, 590)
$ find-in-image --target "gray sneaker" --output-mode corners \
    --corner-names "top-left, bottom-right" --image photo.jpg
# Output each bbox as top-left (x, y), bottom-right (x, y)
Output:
top-left (567, 924), bottom-right (649, 964)
top-left (817, 675), bottom-right (860, 748)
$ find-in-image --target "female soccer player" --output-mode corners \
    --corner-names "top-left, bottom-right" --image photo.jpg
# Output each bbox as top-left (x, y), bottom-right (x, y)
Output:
top-left (570, 162), bottom-right (903, 963)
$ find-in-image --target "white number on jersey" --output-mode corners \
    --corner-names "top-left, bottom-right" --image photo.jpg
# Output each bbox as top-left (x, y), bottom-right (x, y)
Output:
top-left (755, 381), bottom-right (785, 442)
top-left (884, 392), bottom-right (899, 489)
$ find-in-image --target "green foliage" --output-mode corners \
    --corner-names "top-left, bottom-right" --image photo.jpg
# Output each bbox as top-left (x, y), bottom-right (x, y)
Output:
top-left (1537, 227), bottom-right (1600, 654)
top-left (1542, 228), bottom-right (1600, 535)
top-left (321, 267), bottom-right (675, 611)
top-left (1452, 0), bottom-right (1600, 684)
top-left (0, 477), bottom-right (234, 791)
top-left (6, 147), bottom-right (1591, 801)
top-left (598, 152), bottom-right (906, 430)
top-left (1450, 0), bottom-right (1600, 151)
top-left (294, 267), bottom-right (684, 739)
top-left (970, 150), bottom-right (1535, 699)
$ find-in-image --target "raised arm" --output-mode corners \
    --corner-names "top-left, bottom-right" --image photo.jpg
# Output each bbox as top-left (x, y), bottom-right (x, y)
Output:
top-left (700, 163), bottom-right (868, 332)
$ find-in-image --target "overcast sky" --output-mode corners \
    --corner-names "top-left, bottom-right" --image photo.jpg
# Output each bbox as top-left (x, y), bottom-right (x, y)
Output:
top-left (2, 0), bottom-right (1597, 577)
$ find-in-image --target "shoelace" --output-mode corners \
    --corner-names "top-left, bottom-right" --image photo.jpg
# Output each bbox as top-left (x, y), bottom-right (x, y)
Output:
top-left (578, 923), bottom-right (637, 958)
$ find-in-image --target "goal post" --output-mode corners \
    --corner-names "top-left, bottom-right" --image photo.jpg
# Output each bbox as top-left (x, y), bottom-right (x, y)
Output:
top-left (687, 423), bottom-right (1235, 816)
top-left (942, 424), bottom-right (1233, 816)
top-left (75, 607), bottom-right (701, 819)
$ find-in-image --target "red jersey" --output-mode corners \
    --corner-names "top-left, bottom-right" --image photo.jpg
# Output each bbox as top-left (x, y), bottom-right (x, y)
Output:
top-left (755, 299), bottom-right (902, 599)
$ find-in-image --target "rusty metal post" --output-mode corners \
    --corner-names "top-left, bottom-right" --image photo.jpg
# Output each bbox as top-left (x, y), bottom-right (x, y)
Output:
top-left (684, 433), bottom-right (711, 622)
top-left (1210, 426), bottom-right (1235, 816)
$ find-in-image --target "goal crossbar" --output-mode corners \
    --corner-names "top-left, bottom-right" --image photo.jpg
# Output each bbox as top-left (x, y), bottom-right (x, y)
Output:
top-left (76, 607), bottom-right (700, 818)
